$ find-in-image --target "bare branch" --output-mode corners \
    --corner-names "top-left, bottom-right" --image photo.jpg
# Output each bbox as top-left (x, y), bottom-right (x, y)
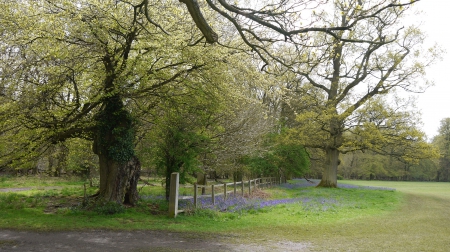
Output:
top-left (179, 0), bottom-right (218, 43)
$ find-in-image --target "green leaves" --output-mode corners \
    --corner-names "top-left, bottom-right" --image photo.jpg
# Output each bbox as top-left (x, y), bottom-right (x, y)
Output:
top-left (242, 131), bottom-right (310, 179)
top-left (275, 0), bottom-right (438, 186)
top-left (95, 97), bottom-right (135, 163)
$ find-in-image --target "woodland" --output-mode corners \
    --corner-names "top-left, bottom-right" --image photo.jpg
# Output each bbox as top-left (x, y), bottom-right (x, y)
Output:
top-left (0, 0), bottom-right (447, 207)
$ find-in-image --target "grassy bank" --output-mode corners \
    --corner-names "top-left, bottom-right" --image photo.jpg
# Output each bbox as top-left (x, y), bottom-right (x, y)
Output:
top-left (1, 177), bottom-right (449, 251)
top-left (0, 178), bottom-right (399, 231)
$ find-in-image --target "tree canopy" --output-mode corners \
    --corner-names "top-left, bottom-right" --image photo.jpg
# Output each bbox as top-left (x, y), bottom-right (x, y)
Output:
top-left (0, 0), bottom-right (438, 205)
top-left (275, 0), bottom-right (439, 187)
top-left (432, 118), bottom-right (450, 181)
top-left (0, 0), bottom-right (252, 203)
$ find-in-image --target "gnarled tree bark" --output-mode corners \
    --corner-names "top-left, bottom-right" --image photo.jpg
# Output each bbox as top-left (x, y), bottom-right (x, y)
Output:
top-left (95, 152), bottom-right (141, 205)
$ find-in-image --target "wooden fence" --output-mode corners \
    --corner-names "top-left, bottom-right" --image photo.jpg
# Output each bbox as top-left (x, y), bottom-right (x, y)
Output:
top-left (168, 172), bottom-right (280, 218)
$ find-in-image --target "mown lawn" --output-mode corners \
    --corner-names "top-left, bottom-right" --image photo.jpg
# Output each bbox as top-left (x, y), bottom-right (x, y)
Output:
top-left (281, 180), bottom-right (450, 251)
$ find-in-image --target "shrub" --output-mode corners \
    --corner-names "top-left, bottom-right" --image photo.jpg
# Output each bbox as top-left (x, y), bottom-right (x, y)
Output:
top-left (93, 201), bottom-right (126, 215)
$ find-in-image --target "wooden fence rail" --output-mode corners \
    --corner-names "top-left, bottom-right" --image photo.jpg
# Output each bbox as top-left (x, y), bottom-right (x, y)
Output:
top-left (169, 173), bottom-right (280, 218)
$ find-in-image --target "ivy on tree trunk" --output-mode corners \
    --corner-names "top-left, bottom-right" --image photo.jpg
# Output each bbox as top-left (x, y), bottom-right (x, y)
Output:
top-left (93, 96), bottom-right (140, 205)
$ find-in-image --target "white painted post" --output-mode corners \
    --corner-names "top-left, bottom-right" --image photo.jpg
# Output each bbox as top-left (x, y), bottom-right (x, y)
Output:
top-left (168, 172), bottom-right (179, 218)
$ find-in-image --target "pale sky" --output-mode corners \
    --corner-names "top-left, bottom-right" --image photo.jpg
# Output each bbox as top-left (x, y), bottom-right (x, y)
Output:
top-left (413, 0), bottom-right (450, 139)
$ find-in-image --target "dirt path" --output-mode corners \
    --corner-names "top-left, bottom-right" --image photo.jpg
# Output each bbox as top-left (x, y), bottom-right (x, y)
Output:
top-left (0, 229), bottom-right (310, 252)
top-left (0, 187), bottom-right (34, 193)
top-left (0, 187), bottom-right (63, 193)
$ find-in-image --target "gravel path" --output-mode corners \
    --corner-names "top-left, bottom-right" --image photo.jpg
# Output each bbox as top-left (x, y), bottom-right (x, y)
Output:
top-left (0, 229), bottom-right (310, 252)
top-left (0, 229), bottom-right (229, 252)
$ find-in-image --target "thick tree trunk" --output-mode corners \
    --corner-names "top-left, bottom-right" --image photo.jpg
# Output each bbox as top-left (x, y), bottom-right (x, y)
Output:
top-left (317, 148), bottom-right (339, 188)
top-left (197, 173), bottom-right (207, 195)
top-left (93, 95), bottom-right (140, 205)
top-left (317, 114), bottom-right (342, 188)
top-left (97, 153), bottom-right (141, 205)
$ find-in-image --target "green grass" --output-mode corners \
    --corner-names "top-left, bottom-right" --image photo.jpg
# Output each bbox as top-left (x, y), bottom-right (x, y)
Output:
top-left (0, 178), bottom-right (400, 232)
top-left (1, 177), bottom-right (450, 251)
top-left (0, 176), bottom-right (86, 188)
top-left (342, 179), bottom-right (450, 198)
top-left (295, 180), bottom-right (450, 251)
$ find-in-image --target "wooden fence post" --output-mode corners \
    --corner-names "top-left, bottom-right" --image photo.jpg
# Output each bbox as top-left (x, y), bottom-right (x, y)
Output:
top-left (248, 179), bottom-right (251, 195)
top-left (168, 172), bottom-right (179, 218)
top-left (194, 183), bottom-right (198, 208)
top-left (234, 181), bottom-right (237, 196)
top-left (212, 184), bottom-right (215, 205)
top-left (241, 180), bottom-right (244, 196)
top-left (224, 183), bottom-right (227, 200)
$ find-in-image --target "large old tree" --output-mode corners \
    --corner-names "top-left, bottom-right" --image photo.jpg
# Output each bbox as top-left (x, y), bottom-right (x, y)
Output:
top-left (0, 0), bottom-right (231, 204)
top-left (278, 0), bottom-right (439, 187)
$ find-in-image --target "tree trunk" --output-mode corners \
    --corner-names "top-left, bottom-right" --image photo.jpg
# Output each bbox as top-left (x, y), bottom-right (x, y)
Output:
top-left (93, 95), bottom-right (139, 205)
top-left (97, 153), bottom-right (140, 205)
top-left (165, 160), bottom-right (183, 200)
top-left (233, 170), bottom-right (243, 182)
top-left (54, 143), bottom-right (68, 177)
top-left (48, 154), bottom-right (55, 177)
top-left (197, 173), bottom-right (207, 195)
top-left (317, 148), bottom-right (339, 188)
top-left (165, 165), bottom-right (172, 200)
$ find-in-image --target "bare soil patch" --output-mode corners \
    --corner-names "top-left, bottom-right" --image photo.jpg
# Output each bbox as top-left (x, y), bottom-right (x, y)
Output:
top-left (0, 187), bottom-right (34, 193)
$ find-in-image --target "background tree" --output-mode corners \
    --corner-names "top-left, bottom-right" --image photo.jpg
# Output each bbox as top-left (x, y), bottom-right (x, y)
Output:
top-left (243, 134), bottom-right (310, 180)
top-left (432, 118), bottom-right (450, 181)
top-left (278, 0), bottom-right (439, 187)
top-left (211, 101), bottom-right (276, 180)
top-left (339, 149), bottom-right (439, 181)
top-left (65, 138), bottom-right (99, 183)
top-left (141, 93), bottom-right (222, 199)
top-left (153, 108), bottom-right (210, 200)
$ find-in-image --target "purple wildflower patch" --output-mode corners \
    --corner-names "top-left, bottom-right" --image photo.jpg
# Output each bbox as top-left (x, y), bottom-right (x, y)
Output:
top-left (280, 179), bottom-right (396, 191)
top-left (179, 195), bottom-right (262, 213)
top-left (279, 179), bottom-right (318, 189)
top-left (337, 183), bottom-right (396, 191)
top-left (142, 179), bottom-right (395, 215)
top-left (178, 193), bottom-right (342, 214)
